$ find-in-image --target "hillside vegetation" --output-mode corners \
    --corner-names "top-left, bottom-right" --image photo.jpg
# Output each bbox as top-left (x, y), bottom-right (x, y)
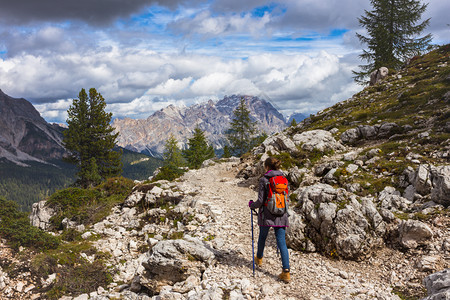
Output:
top-left (0, 150), bottom-right (162, 211)
top-left (296, 44), bottom-right (449, 151)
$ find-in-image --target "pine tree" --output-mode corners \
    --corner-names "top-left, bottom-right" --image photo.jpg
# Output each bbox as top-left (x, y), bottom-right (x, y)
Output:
top-left (64, 88), bottom-right (122, 188)
top-left (290, 118), bottom-right (297, 127)
top-left (162, 134), bottom-right (186, 169)
top-left (222, 145), bottom-right (231, 158)
top-left (182, 127), bottom-right (215, 169)
top-left (226, 98), bottom-right (258, 157)
top-left (153, 134), bottom-right (186, 181)
top-left (353, 0), bottom-right (432, 84)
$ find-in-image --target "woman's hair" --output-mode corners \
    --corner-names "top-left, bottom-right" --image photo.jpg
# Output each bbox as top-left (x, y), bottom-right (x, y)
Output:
top-left (264, 157), bottom-right (281, 170)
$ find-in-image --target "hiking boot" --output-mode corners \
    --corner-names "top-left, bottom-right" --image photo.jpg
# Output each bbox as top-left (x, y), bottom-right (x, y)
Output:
top-left (278, 269), bottom-right (290, 283)
top-left (255, 256), bottom-right (263, 267)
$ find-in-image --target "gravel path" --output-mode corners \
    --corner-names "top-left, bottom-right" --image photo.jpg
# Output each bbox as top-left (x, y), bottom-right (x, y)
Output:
top-left (179, 162), bottom-right (403, 300)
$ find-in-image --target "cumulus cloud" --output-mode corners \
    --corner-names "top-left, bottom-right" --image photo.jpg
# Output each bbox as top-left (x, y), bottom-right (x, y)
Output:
top-left (169, 10), bottom-right (271, 38)
top-left (0, 44), bottom-right (361, 122)
top-left (0, 0), bottom-right (448, 124)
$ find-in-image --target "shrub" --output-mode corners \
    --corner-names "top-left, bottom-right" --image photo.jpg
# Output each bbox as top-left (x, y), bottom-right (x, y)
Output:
top-left (96, 176), bottom-right (135, 197)
top-left (0, 198), bottom-right (59, 251)
top-left (32, 242), bottom-right (113, 299)
top-left (152, 165), bottom-right (187, 182)
top-left (46, 177), bottom-right (135, 229)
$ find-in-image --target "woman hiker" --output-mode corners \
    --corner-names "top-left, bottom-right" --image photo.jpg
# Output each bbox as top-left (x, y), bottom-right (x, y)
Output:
top-left (248, 157), bottom-right (290, 283)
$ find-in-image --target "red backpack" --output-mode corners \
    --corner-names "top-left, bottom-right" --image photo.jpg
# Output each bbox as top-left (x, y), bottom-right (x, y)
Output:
top-left (265, 175), bottom-right (289, 216)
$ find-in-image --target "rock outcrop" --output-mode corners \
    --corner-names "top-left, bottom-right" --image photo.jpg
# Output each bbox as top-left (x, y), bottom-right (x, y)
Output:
top-left (288, 183), bottom-right (386, 260)
top-left (370, 67), bottom-right (389, 85)
top-left (423, 269), bottom-right (450, 300)
top-left (340, 122), bottom-right (401, 144)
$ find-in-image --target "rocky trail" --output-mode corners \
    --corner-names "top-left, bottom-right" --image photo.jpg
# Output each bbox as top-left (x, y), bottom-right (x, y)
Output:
top-left (155, 161), bottom-right (407, 300)
top-left (4, 160), bottom-right (447, 300)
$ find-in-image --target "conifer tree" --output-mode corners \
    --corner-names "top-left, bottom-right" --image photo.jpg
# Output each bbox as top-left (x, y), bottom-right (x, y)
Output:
top-left (182, 127), bottom-right (215, 169)
top-left (226, 98), bottom-right (257, 157)
top-left (222, 145), bottom-right (231, 158)
top-left (290, 118), bottom-right (297, 127)
top-left (353, 0), bottom-right (432, 84)
top-left (153, 134), bottom-right (186, 181)
top-left (64, 88), bottom-right (122, 188)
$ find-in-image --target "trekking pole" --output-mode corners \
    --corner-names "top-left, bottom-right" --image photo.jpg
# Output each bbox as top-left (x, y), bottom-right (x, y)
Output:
top-left (250, 208), bottom-right (255, 276)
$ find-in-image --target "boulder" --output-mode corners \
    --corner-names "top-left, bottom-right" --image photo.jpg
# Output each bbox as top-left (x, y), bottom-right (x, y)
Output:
top-left (340, 123), bottom-right (399, 144)
top-left (293, 183), bottom-right (386, 259)
top-left (378, 123), bottom-right (400, 138)
top-left (286, 210), bottom-right (308, 251)
top-left (340, 128), bottom-right (361, 144)
top-left (124, 191), bottom-right (144, 208)
top-left (414, 164), bottom-right (433, 195)
top-left (358, 125), bottom-right (378, 139)
top-left (378, 186), bottom-right (411, 212)
top-left (398, 220), bottom-right (433, 249)
top-left (262, 133), bottom-right (297, 154)
top-left (431, 165), bottom-right (450, 207)
top-left (30, 200), bottom-right (55, 230)
top-left (286, 166), bottom-right (308, 187)
top-left (293, 130), bottom-right (345, 152)
top-left (423, 269), bottom-right (450, 300)
top-left (369, 67), bottom-right (389, 86)
top-left (142, 236), bottom-right (215, 289)
top-left (346, 164), bottom-right (359, 174)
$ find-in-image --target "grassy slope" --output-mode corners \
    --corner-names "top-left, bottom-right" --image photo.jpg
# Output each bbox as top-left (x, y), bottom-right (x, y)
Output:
top-left (290, 44), bottom-right (449, 164)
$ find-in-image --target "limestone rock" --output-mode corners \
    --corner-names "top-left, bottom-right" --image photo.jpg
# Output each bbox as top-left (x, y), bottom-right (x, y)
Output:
top-left (263, 133), bottom-right (297, 154)
top-left (423, 269), bottom-right (450, 300)
top-left (29, 200), bottom-right (55, 230)
top-left (293, 183), bottom-right (386, 259)
top-left (430, 165), bottom-right (450, 207)
top-left (399, 220), bottom-right (433, 249)
top-left (340, 123), bottom-right (399, 144)
top-left (293, 130), bottom-right (345, 152)
top-left (286, 210), bottom-right (307, 251)
top-left (370, 67), bottom-right (389, 85)
top-left (414, 164), bottom-right (433, 195)
top-left (378, 186), bottom-right (411, 212)
top-left (142, 236), bottom-right (215, 288)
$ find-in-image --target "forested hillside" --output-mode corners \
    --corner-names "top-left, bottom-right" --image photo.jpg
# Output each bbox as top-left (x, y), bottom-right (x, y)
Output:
top-left (0, 150), bottom-right (162, 211)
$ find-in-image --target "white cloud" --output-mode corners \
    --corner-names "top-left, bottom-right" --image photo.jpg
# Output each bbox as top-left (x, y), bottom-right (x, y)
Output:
top-left (190, 72), bottom-right (235, 94)
top-left (1, 0), bottom-right (447, 125)
top-left (147, 77), bottom-right (192, 95)
top-left (0, 44), bottom-right (361, 122)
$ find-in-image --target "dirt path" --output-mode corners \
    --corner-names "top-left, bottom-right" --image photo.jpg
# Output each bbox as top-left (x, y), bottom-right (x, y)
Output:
top-left (180, 162), bottom-right (404, 300)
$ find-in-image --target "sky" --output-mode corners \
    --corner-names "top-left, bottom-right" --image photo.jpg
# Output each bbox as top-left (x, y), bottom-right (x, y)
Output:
top-left (0, 0), bottom-right (448, 123)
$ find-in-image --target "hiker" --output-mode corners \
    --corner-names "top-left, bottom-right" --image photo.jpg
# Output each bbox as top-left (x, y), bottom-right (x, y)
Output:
top-left (248, 156), bottom-right (290, 283)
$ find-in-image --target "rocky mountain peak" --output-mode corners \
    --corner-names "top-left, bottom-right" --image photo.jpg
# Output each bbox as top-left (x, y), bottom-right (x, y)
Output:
top-left (113, 94), bottom-right (287, 156)
top-left (0, 90), bottom-right (66, 165)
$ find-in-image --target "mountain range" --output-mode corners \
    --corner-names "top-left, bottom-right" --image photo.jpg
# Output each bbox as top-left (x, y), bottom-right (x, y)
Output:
top-left (0, 89), bottom-right (65, 166)
top-left (0, 92), bottom-right (289, 208)
top-left (112, 94), bottom-right (287, 156)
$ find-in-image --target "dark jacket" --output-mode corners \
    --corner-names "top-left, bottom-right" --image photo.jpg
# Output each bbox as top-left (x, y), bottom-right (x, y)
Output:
top-left (250, 170), bottom-right (289, 227)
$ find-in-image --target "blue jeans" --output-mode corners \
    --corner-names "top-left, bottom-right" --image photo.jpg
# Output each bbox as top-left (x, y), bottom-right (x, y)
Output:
top-left (256, 226), bottom-right (290, 270)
